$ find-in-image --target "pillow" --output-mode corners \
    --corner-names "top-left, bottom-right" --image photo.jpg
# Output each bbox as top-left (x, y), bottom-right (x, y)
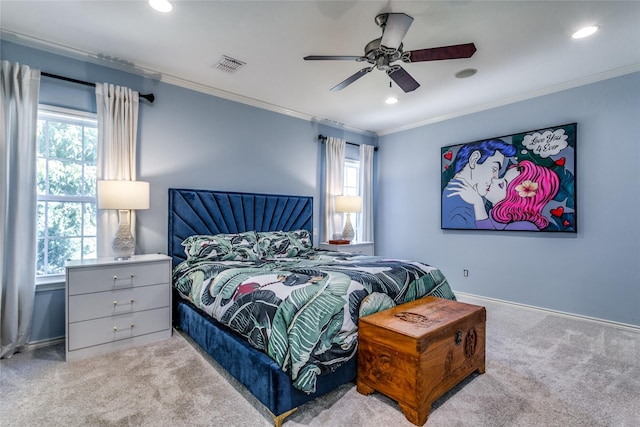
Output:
top-left (256, 229), bottom-right (313, 258)
top-left (181, 231), bottom-right (259, 261)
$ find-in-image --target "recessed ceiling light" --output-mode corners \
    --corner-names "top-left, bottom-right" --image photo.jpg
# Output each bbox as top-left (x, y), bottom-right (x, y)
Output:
top-left (455, 68), bottom-right (477, 79)
top-left (149, 0), bottom-right (172, 13)
top-left (572, 25), bottom-right (599, 39)
top-left (385, 96), bottom-right (399, 105)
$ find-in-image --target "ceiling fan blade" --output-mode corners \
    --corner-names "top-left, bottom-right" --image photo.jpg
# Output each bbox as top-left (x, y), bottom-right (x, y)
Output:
top-left (407, 43), bottom-right (477, 62)
top-left (304, 55), bottom-right (364, 61)
top-left (380, 13), bottom-right (414, 52)
top-left (331, 67), bottom-right (373, 91)
top-left (388, 66), bottom-right (420, 93)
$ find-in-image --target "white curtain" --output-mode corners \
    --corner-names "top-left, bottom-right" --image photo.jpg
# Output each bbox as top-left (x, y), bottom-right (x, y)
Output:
top-left (323, 137), bottom-right (345, 242)
top-left (359, 144), bottom-right (374, 243)
top-left (0, 61), bottom-right (40, 358)
top-left (95, 83), bottom-right (140, 258)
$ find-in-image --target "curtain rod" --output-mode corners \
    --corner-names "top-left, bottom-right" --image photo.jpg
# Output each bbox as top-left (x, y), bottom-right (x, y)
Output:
top-left (317, 134), bottom-right (378, 151)
top-left (41, 72), bottom-right (155, 104)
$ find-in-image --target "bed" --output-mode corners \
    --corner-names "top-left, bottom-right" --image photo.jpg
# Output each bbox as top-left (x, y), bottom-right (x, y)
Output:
top-left (168, 188), bottom-right (456, 426)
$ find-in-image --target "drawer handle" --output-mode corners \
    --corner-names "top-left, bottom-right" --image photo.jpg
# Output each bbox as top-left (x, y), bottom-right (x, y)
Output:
top-left (113, 324), bottom-right (135, 332)
top-left (113, 299), bottom-right (135, 306)
top-left (113, 275), bottom-right (135, 286)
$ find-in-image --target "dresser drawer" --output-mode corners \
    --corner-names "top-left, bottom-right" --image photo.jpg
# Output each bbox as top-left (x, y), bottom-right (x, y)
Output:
top-left (68, 284), bottom-right (170, 323)
top-left (319, 242), bottom-right (374, 256)
top-left (68, 307), bottom-right (171, 351)
top-left (343, 244), bottom-right (374, 255)
top-left (68, 261), bottom-right (169, 295)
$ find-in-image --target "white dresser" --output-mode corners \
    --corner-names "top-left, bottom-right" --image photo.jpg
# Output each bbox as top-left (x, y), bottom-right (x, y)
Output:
top-left (318, 241), bottom-right (375, 256)
top-left (65, 254), bottom-right (172, 361)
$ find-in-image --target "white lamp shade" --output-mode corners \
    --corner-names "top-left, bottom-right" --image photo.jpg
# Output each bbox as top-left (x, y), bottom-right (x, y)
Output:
top-left (97, 180), bottom-right (150, 210)
top-left (335, 195), bottom-right (362, 213)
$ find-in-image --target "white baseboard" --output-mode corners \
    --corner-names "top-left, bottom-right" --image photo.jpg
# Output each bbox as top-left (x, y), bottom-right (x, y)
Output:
top-left (455, 292), bottom-right (640, 332)
top-left (27, 336), bottom-right (65, 350)
top-left (23, 294), bottom-right (638, 352)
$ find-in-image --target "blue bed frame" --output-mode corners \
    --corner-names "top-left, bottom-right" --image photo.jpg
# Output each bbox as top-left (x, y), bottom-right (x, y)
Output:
top-left (168, 188), bottom-right (356, 425)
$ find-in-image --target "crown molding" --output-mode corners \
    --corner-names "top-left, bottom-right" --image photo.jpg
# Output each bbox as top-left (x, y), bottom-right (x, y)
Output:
top-left (5, 30), bottom-right (636, 139)
top-left (1, 30), bottom-right (374, 136)
top-left (378, 63), bottom-right (640, 136)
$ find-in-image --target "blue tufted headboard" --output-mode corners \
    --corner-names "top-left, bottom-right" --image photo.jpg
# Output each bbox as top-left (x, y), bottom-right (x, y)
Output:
top-left (168, 188), bottom-right (313, 267)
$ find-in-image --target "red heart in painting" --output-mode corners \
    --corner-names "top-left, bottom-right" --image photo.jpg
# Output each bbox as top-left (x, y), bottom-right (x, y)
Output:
top-left (550, 206), bottom-right (564, 217)
top-left (444, 164), bottom-right (449, 170)
top-left (555, 157), bottom-right (566, 167)
top-left (563, 220), bottom-right (570, 226)
top-left (444, 150), bottom-right (453, 161)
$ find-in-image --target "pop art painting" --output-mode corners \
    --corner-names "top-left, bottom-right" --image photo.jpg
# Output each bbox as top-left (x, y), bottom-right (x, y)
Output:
top-left (441, 123), bottom-right (576, 232)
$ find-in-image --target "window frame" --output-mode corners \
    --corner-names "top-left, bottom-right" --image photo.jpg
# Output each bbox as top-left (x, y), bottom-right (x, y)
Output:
top-left (36, 104), bottom-right (98, 283)
top-left (342, 158), bottom-right (361, 239)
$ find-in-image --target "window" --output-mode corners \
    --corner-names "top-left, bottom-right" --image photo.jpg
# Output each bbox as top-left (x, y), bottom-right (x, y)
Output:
top-left (343, 159), bottom-right (361, 236)
top-left (36, 106), bottom-right (98, 277)
top-left (343, 159), bottom-right (360, 197)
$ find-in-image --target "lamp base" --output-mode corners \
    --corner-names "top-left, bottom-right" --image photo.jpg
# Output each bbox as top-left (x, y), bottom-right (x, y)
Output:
top-left (112, 210), bottom-right (135, 260)
top-left (342, 213), bottom-right (355, 242)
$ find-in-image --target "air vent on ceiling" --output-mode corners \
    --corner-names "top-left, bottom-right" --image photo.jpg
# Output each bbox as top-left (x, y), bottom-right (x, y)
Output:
top-left (216, 55), bottom-right (246, 73)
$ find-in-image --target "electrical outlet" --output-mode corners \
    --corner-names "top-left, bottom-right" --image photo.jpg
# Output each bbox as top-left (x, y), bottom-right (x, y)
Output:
top-left (463, 269), bottom-right (469, 277)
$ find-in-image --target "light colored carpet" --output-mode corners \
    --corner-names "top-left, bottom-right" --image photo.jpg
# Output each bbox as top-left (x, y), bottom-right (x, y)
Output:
top-left (1, 295), bottom-right (638, 426)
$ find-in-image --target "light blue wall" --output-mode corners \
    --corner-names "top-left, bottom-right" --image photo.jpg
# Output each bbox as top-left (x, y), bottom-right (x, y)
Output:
top-left (376, 72), bottom-right (640, 326)
top-left (1, 40), bottom-right (375, 250)
top-left (2, 40), bottom-right (376, 343)
top-left (29, 287), bottom-right (66, 343)
top-left (4, 39), bottom-right (637, 340)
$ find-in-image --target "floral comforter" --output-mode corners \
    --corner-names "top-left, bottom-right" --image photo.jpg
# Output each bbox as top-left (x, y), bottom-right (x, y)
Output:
top-left (173, 250), bottom-right (455, 393)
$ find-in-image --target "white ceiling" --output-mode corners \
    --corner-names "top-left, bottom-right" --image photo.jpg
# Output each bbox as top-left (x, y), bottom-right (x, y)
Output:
top-left (1, 1), bottom-right (639, 135)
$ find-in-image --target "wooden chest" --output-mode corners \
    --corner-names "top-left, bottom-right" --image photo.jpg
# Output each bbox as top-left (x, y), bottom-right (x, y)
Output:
top-left (357, 296), bottom-right (486, 426)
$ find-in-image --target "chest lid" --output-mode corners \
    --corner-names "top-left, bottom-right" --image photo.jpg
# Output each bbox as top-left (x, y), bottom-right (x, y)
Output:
top-left (360, 296), bottom-right (485, 340)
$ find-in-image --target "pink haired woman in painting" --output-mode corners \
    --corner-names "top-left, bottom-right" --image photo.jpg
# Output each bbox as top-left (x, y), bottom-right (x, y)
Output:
top-left (483, 160), bottom-right (560, 230)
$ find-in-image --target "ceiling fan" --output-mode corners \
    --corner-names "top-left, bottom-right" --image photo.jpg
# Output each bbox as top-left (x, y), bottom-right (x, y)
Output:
top-left (304, 13), bottom-right (476, 93)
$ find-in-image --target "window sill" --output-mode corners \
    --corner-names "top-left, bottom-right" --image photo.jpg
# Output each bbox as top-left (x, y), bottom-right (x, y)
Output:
top-left (36, 275), bottom-right (65, 292)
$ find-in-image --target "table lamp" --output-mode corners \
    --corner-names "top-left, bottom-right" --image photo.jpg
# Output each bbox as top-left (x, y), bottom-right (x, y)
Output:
top-left (97, 180), bottom-right (150, 260)
top-left (335, 195), bottom-right (362, 242)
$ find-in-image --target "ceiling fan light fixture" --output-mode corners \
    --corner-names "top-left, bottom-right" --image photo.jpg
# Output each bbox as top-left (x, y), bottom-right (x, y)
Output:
top-left (572, 25), bottom-right (599, 39)
top-left (385, 96), bottom-right (399, 105)
top-left (455, 68), bottom-right (478, 79)
top-left (149, 0), bottom-right (172, 13)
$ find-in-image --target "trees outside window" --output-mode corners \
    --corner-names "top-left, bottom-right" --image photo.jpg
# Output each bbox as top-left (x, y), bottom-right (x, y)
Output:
top-left (36, 106), bottom-right (97, 277)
